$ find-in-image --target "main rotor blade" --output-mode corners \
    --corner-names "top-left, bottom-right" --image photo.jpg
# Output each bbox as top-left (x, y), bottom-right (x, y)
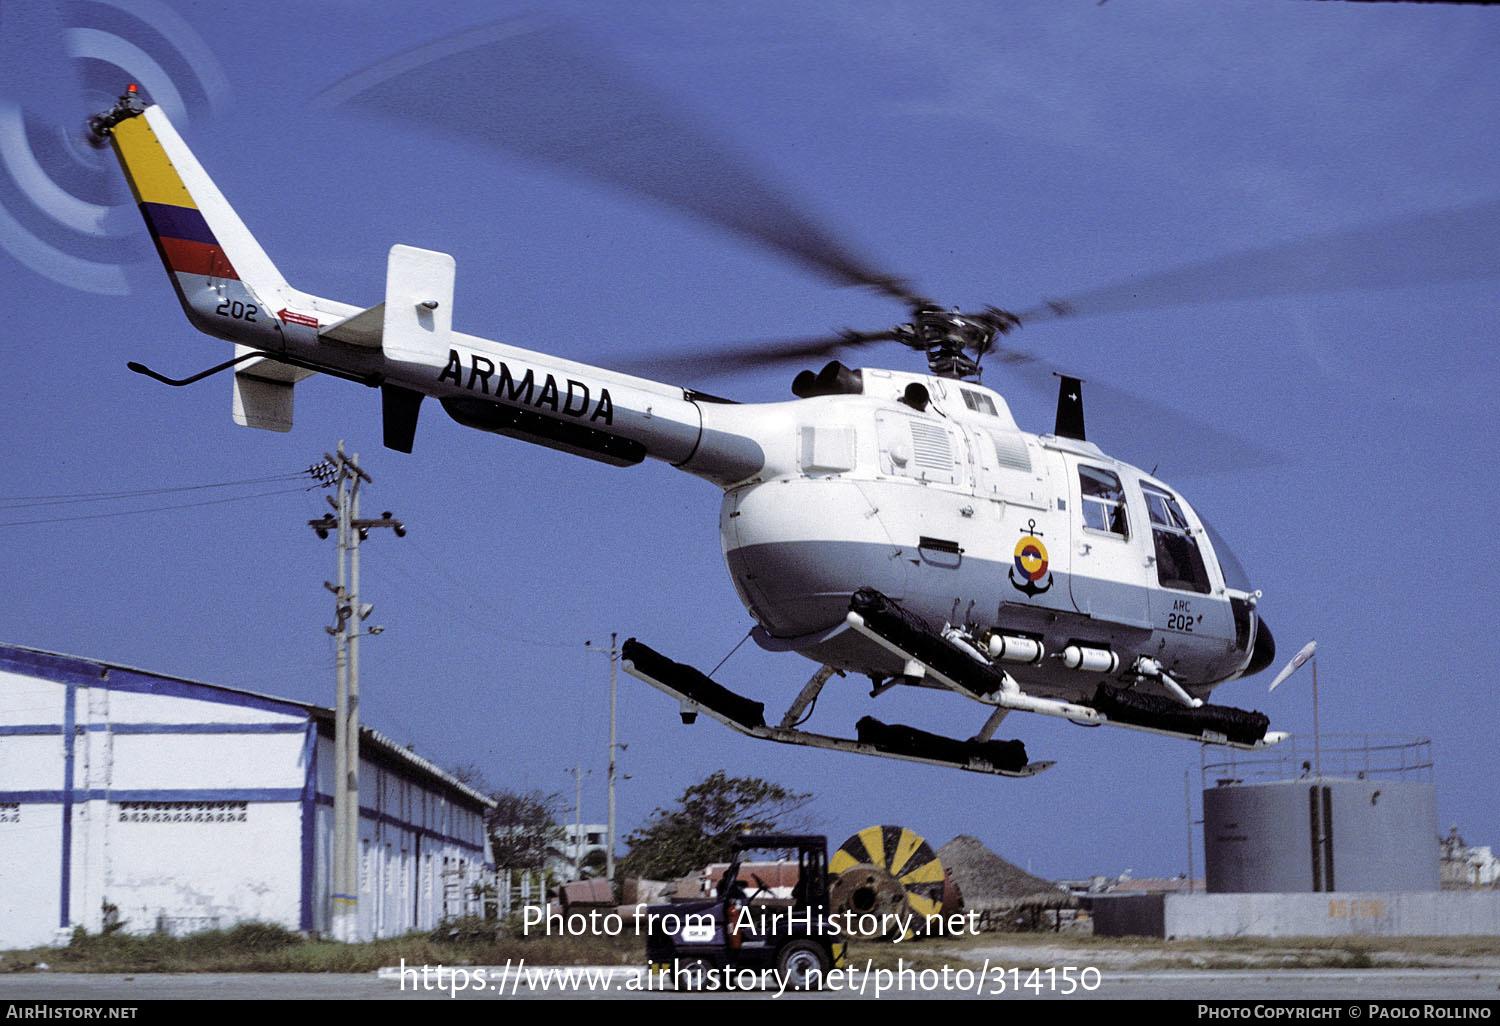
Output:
top-left (619, 330), bottom-right (899, 380)
top-left (986, 345), bottom-right (1279, 475)
top-left (622, 327), bottom-right (1273, 474)
top-left (315, 14), bottom-right (923, 306)
top-left (1015, 197), bottom-right (1500, 325)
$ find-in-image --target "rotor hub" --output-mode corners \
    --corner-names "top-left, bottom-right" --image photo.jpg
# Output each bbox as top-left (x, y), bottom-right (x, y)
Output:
top-left (891, 306), bottom-right (1021, 381)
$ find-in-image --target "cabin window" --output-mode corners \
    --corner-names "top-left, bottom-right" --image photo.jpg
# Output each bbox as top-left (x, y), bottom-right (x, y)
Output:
top-left (1079, 465), bottom-right (1128, 537)
top-left (1142, 484), bottom-right (1212, 593)
top-left (1143, 487), bottom-right (1190, 532)
top-left (960, 388), bottom-right (998, 416)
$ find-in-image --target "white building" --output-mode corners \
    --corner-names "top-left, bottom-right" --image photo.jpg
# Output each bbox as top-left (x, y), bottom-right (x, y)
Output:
top-left (0, 644), bottom-right (494, 948)
top-left (557, 822), bottom-right (609, 879)
top-left (1441, 826), bottom-right (1500, 889)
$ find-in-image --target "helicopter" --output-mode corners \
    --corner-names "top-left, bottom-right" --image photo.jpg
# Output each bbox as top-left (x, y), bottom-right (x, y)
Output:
top-left (88, 37), bottom-right (1293, 778)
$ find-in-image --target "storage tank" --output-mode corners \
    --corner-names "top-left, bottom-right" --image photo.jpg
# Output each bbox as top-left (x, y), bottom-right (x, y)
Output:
top-left (1201, 737), bottom-right (1438, 894)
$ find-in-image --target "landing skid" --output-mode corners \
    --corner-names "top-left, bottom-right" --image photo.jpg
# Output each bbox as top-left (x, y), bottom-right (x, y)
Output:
top-left (621, 640), bottom-right (1054, 778)
top-left (846, 588), bottom-right (1287, 751)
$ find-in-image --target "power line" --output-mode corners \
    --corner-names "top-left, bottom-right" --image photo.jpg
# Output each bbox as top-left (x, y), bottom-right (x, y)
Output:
top-left (376, 533), bottom-right (583, 651)
top-left (0, 485), bottom-right (319, 528)
top-left (0, 472), bottom-right (312, 509)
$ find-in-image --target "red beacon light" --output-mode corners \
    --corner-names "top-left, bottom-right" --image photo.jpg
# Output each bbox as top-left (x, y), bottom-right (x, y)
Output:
top-left (88, 84), bottom-right (145, 141)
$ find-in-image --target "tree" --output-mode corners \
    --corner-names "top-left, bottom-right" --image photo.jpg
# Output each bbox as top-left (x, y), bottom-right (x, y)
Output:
top-left (579, 848), bottom-right (609, 879)
top-left (488, 788), bottom-right (567, 873)
top-left (446, 761), bottom-right (493, 793)
top-left (617, 771), bottom-right (814, 881)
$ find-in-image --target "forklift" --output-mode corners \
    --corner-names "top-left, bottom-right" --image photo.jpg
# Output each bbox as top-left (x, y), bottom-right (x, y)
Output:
top-left (644, 834), bottom-right (846, 991)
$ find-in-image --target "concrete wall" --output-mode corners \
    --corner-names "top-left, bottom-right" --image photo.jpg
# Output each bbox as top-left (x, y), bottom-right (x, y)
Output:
top-left (1090, 892), bottom-right (1500, 938)
top-left (1089, 893), bottom-right (1166, 939)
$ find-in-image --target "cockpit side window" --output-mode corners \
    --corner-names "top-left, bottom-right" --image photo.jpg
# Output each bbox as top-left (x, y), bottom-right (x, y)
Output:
top-left (1079, 465), bottom-right (1128, 537)
top-left (1142, 483), bottom-right (1211, 593)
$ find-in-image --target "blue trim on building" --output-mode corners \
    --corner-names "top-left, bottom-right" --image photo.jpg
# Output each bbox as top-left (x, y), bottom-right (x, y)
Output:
top-left (107, 722), bottom-right (306, 735)
top-left (1, 648), bottom-right (106, 689)
top-left (3, 647), bottom-right (491, 809)
top-left (59, 681), bottom-right (75, 929)
top-left (311, 792), bottom-right (487, 855)
top-left (299, 722), bottom-right (317, 932)
top-left (2, 788), bottom-right (304, 803)
top-left (111, 788), bottom-right (306, 803)
top-left (2, 722), bottom-right (304, 736)
top-left (0, 646), bottom-right (308, 719)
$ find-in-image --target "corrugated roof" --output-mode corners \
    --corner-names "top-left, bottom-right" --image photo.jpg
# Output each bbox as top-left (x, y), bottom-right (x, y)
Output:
top-left (0, 642), bottom-right (494, 809)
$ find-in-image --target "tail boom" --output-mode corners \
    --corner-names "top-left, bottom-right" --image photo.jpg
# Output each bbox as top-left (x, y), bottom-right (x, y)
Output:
top-left (96, 95), bottom-right (769, 480)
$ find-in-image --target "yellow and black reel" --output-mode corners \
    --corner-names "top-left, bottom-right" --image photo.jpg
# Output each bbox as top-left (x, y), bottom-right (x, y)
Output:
top-left (829, 825), bottom-right (946, 939)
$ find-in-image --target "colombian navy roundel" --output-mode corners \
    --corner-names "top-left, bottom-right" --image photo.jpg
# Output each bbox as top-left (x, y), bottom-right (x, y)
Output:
top-left (1013, 535), bottom-right (1049, 582)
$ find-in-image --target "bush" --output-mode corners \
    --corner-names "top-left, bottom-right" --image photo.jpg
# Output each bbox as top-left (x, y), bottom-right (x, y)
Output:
top-left (429, 916), bottom-right (498, 945)
top-left (224, 922), bottom-right (304, 951)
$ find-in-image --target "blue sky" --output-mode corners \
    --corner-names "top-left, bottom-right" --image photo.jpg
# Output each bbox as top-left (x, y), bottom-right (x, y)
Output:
top-left (1, 0), bottom-right (1496, 881)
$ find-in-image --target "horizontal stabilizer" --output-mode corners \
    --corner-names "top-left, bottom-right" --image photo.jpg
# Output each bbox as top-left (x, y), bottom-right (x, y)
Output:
top-left (317, 245), bottom-right (455, 359)
top-left (320, 303), bottom-right (384, 347)
top-left (231, 347), bottom-right (315, 433)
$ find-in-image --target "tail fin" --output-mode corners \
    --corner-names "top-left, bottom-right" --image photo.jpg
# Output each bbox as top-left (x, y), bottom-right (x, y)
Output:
top-left (97, 91), bottom-right (287, 342)
top-left (95, 89), bottom-right (314, 431)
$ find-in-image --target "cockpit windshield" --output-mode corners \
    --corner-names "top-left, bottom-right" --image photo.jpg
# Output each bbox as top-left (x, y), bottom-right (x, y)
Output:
top-left (1198, 514), bottom-right (1253, 593)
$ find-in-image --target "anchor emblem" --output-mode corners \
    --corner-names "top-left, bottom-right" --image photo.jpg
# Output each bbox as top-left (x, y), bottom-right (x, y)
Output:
top-left (1009, 519), bottom-right (1053, 597)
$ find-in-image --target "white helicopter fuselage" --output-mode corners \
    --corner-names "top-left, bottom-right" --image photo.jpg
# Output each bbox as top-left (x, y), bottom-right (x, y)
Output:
top-left (102, 100), bottom-right (1269, 711)
top-left (706, 371), bottom-right (1263, 698)
top-left (266, 306), bottom-right (1269, 703)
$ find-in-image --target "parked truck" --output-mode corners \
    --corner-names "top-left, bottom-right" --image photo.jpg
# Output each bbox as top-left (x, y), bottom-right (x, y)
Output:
top-left (644, 833), bottom-right (845, 991)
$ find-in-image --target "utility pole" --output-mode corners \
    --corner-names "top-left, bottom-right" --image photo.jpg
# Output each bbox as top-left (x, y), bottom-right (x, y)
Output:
top-left (309, 442), bottom-right (404, 942)
top-left (1184, 769), bottom-right (1195, 895)
top-left (1311, 652), bottom-right (1322, 780)
top-left (564, 764), bottom-right (590, 879)
top-left (585, 633), bottom-right (623, 884)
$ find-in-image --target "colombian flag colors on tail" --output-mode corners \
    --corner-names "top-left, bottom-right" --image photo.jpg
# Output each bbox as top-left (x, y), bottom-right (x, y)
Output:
top-left (113, 111), bottom-right (240, 283)
top-left (95, 90), bottom-right (312, 431)
top-left (99, 96), bottom-right (288, 337)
